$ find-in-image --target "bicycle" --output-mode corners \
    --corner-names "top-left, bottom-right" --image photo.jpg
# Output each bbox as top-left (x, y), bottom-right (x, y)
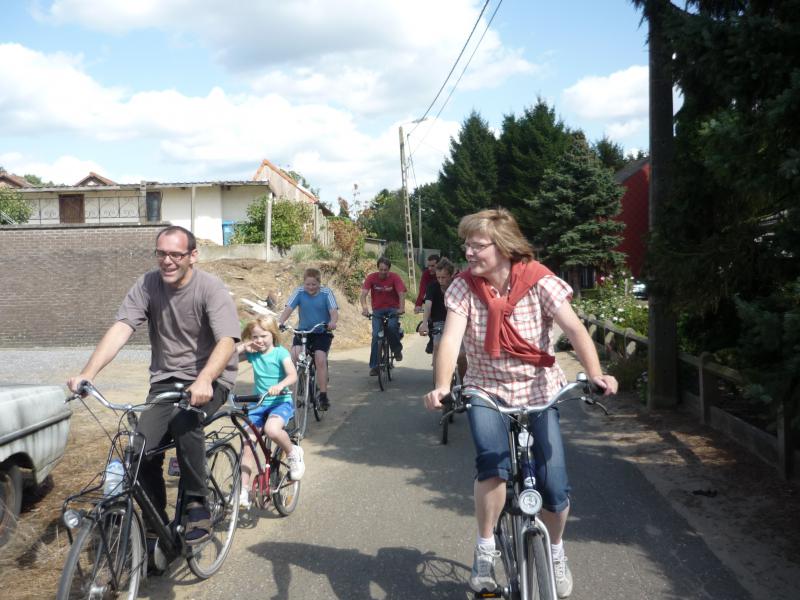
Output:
top-left (282, 322), bottom-right (330, 437)
top-left (57, 382), bottom-right (241, 600)
top-left (367, 311), bottom-right (401, 391)
top-left (440, 374), bottom-right (607, 600)
top-left (228, 391), bottom-right (302, 522)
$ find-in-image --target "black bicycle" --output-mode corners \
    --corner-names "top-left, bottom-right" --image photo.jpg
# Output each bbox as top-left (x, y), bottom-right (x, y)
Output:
top-left (57, 382), bottom-right (241, 599)
top-left (368, 312), bottom-right (401, 391)
top-left (441, 374), bottom-right (607, 599)
top-left (283, 322), bottom-right (330, 437)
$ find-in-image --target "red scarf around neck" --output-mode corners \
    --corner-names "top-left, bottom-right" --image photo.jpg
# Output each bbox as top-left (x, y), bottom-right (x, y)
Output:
top-left (459, 260), bottom-right (556, 366)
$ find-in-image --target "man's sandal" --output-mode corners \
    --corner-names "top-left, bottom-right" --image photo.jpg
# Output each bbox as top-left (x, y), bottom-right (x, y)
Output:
top-left (184, 501), bottom-right (212, 545)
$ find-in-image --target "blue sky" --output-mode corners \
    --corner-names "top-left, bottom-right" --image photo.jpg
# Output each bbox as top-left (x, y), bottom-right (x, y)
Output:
top-left (1, 1), bottom-right (650, 209)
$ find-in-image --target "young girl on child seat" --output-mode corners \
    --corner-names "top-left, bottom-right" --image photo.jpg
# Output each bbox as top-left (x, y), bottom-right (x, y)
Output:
top-left (237, 316), bottom-right (304, 509)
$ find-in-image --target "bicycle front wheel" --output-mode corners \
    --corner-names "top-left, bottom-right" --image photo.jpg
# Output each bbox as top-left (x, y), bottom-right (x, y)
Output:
top-left (311, 372), bottom-right (324, 422)
top-left (294, 367), bottom-right (310, 438)
top-left (271, 447), bottom-right (301, 516)
top-left (384, 338), bottom-right (393, 381)
top-left (56, 504), bottom-right (144, 600)
top-left (377, 341), bottom-right (386, 391)
top-left (525, 529), bottom-right (555, 600)
top-left (187, 443), bottom-right (240, 579)
top-left (495, 511), bottom-right (521, 599)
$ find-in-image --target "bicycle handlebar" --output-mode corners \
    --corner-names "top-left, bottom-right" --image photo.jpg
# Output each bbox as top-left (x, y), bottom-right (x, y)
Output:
top-left (68, 380), bottom-right (208, 419)
top-left (439, 374), bottom-right (609, 424)
top-left (280, 321), bottom-right (330, 335)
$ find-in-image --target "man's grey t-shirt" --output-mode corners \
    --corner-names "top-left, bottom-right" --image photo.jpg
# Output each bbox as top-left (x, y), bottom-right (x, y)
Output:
top-left (116, 268), bottom-right (240, 389)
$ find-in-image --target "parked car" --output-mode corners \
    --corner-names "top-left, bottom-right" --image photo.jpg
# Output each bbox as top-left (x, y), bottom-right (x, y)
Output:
top-left (0, 385), bottom-right (71, 546)
top-left (632, 281), bottom-right (648, 299)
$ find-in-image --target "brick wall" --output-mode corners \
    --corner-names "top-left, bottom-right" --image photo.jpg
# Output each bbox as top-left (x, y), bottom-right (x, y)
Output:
top-left (0, 223), bottom-right (165, 347)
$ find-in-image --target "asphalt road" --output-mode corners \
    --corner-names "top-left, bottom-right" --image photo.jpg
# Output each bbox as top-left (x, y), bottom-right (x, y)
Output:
top-left (136, 335), bottom-right (756, 600)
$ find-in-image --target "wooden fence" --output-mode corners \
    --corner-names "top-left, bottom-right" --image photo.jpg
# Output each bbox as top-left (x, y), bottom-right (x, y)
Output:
top-left (577, 312), bottom-right (797, 480)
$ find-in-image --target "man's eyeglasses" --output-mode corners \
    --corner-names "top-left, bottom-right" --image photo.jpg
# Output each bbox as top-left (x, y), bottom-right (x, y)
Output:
top-left (461, 242), bottom-right (494, 254)
top-left (154, 250), bottom-right (191, 261)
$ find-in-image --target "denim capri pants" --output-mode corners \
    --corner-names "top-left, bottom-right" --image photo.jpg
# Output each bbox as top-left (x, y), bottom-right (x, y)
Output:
top-left (467, 398), bottom-right (571, 513)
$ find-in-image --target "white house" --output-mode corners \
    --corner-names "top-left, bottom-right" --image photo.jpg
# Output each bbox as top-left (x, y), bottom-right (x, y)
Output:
top-left (2, 163), bottom-right (332, 246)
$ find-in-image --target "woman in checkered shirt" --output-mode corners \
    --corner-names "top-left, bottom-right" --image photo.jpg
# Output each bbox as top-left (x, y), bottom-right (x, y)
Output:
top-left (423, 208), bottom-right (618, 597)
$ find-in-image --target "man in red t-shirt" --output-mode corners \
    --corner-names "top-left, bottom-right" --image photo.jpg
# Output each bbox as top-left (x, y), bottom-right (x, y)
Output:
top-left (414, 254), bottom-right (440, 313)
top-left (360, 256), bottom-right (406, 375)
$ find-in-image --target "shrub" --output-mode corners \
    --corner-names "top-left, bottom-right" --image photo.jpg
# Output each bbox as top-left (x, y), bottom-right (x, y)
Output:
top-left (573, 273), bottom-right (648, 335)
top-left (384, 241), bottom-right (404, 261)
top-left (232, 196), bottom-right (311, 251)
top-left (0, 187), bottom-right (33, 223)
top-left (606, 354), bottom-right (648, 394)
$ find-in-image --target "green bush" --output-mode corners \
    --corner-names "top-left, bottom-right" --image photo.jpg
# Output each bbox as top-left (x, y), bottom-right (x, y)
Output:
top-left (231, 197), bottom-right (311, 251)
top-left (0, 187), bottom-right (33, 223)
top-left (384, 241), bottom-right (404, 261)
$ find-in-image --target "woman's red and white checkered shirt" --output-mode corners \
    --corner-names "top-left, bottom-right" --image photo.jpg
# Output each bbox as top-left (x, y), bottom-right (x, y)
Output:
top-left (445, 274), bottom-right (573, 407)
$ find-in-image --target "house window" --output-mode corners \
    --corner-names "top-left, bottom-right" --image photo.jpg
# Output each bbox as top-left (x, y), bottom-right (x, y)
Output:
top-left (146, 191), bottom-right (162, 222)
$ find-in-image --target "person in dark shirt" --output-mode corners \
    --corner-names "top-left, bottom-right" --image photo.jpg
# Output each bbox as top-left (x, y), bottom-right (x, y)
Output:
top-left (418, 257), bottom-right (465, 382)
top-left (414, 254), bottom-right (440, 313)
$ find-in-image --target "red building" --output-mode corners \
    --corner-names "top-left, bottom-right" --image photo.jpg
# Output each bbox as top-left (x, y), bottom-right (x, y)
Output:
top-left (614, 158), bottom-right (649, 278)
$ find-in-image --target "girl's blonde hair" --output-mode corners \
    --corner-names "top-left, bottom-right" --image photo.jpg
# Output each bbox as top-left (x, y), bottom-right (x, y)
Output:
top-left (242, 316), bottom-right (283, 347)
top-left (458, 208), bottom-right (535, 263)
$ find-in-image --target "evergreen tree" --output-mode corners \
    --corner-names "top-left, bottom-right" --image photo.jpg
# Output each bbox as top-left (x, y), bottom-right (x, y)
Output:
top-left (593, 136), bottom-right (628, 172)
top-left (433, 111), bottom-right (499, 253)
top-left (497, 99), bottom-right (572, 238)
top-left (357, 189), bottom-right (406, 242)
top-left (528, 135), bottom-right (625, 294)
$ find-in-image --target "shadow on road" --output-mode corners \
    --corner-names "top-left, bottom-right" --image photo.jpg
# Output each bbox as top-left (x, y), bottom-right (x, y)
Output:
top-left (246, 541), bottom-right (469, 600)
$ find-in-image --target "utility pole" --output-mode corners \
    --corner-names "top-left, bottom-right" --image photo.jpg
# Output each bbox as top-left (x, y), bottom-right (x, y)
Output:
top-left (645, 0), bottom-right (678, 409)
top-left (399, 126), bottom-right (417, 293)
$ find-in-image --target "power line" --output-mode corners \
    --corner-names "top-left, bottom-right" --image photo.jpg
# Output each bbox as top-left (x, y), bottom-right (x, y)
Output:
top-left (409, 0), bottom-right (503, 159)
top-left (409, 0), bottom-right (492, 138)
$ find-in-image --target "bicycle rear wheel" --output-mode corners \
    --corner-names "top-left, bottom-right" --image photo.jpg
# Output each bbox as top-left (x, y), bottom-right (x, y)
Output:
top-left (271, 447), bottom-right (301, 516)
top-left (525, 529), bottom-right (554, 600)
top-left (56, 504), bottom-right (144, 600)
top-left (293, 367), bottom-right (309, 438)
top-left (187, 443), bottom-right (240, 579)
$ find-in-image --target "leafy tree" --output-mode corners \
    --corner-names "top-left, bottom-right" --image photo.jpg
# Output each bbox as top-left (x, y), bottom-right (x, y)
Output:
top-left (23, 173), bottom-right (54, 187)
top-left (337, 196), bottom-right (351, 219)
top-left (0, 187), bottom-right (33, 223)
top-left (528, 135), bottom-right (625, 294)
top-left (432, 111), bottom-right (499, 254)
top-left (497, 99), bottom-right (573, 238)
top-left (357, 188), bottom-right (406, 242)
top-left (231, 196), bottom-right (312, 251)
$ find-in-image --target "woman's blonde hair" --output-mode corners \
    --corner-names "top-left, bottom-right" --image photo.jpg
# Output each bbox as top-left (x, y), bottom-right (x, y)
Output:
top-left (242, 316), bottom-right (283, 347)
top-left (458, 208), bottom-right (534, 262)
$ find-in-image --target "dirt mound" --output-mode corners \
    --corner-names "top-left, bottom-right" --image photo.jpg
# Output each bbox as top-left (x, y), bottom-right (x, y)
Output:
top-left (199, 257), bottom-right (372, 349)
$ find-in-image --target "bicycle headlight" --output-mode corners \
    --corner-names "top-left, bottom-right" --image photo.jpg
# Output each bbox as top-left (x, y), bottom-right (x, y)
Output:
top-left (518, 489), bottom-right (543, 516)
top-left (63, 509), bottom-right (83, 529)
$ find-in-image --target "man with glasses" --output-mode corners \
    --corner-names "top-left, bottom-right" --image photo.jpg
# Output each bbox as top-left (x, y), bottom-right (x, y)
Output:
top-left (67, 225), bottom-right (240, 546)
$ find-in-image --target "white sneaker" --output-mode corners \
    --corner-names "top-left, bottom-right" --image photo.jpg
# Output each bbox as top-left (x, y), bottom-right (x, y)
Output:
top-left (469, 544), bottom-right (500, 592)
top-left (553, 554), bottom-right (573, 598)
top-left (239, 488), bottom-right (251, 509)
top-left (287, 445), bottom-right (305, 481)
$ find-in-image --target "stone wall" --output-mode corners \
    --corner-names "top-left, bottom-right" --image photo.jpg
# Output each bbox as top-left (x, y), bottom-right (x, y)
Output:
top-left (0, 223), bottom-right (164, 347)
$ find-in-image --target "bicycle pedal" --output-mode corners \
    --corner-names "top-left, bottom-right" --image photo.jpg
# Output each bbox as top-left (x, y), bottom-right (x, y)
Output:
top-left (167, 456), bottom-right (180, 476)
top-left (474, 591), bottom-right (502, 599)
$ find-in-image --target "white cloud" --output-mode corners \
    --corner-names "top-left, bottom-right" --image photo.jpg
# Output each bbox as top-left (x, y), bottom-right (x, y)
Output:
top-left (563, 65), bottom-right (649, 121)
top-left (0, 153), bottom-right (106, 186)
top-left (561, 65), bottom-right (649, 143)
top-left (0, 43), bottom-right (458, 202)
top-left (39, 1), bottom-right (538, 115)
